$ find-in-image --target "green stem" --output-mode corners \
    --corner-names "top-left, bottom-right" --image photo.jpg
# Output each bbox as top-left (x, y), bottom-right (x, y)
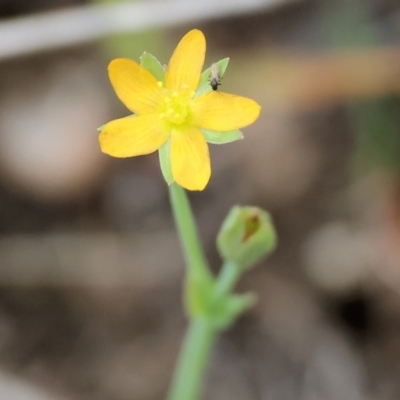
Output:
top-left (169, 183), bottom-right (210, 279)
top-left (167, 184), bottom-right (241, 400)
top-left (167, 183), bottom-right (215, 400)
top-left (216, 260), bottom-right (240, 295)
top-left (166, 319), bottom-right (215, 400)
top-left (167, 261), bottom-right (241, 400)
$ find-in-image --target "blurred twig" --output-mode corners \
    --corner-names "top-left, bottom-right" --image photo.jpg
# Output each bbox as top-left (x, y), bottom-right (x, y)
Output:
top-left (0, 0), bottom-right (299, 60)
top-left (235, 46), bottom-right (400, 110)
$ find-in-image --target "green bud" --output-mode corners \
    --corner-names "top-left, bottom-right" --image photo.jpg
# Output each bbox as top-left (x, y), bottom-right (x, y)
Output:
top-left (217, 206), bottom-right (277, 270)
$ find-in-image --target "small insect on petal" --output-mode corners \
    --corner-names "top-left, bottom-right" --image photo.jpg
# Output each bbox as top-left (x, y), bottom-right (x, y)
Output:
top-left (209, 63), bottom-right (221, 91)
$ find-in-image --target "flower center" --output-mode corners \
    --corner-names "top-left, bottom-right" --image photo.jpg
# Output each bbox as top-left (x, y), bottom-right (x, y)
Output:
top-left (161, 90), bottom-right (194, 126)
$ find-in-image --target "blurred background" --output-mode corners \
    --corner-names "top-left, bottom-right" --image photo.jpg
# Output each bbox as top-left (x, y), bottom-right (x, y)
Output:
top-left (0, 0), bottom-right (400, 398)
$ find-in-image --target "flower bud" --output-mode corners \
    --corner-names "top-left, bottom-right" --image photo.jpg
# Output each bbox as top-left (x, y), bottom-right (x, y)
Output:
top-left (217, 206), bottom-right (277, 270)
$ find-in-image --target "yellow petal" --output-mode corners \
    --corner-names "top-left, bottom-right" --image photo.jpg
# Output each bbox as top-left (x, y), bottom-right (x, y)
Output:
top-left (99, 115), bottom-right (170, 158)
top-left (191, 91), bottom-right (261, 131)
top-left (165, 29), bottom-right (206, 93)
top-left (170, 126), bottom-right (211, 191)
top-left (108, 58), bottom-right (163, 115)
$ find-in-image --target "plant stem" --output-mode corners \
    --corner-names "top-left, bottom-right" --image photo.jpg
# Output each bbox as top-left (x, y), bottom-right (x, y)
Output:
top-left (167, 183), bottom-right (215, 400)
top-left (168, 183), bottom-right (210, 280)
top-left (167, 184), bottom-right (241, 400)
top-left (216, 260), bottom-right (240, 295)
top-left (166, 261), bottom-right (241, 400)
top-left (166, 318), bottom-right (215, 400)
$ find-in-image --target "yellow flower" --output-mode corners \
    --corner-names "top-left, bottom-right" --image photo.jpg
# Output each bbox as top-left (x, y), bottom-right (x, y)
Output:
top-left (99, 29), bottom-right (260, 191)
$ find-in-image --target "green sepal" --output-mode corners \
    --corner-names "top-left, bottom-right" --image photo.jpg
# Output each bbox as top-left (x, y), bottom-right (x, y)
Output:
top-left (140, 51), bottom-right (165, 82)
top-left (209, 292), bottom-right (257, 330)
top-left (196, 57), bottom-right (230, 97)
top-left (158, 139), bottom-right (174, 185)
top-left (201, 128), bottom-right (243, 144)
top-left (186, 269), bottom-right (257, 331)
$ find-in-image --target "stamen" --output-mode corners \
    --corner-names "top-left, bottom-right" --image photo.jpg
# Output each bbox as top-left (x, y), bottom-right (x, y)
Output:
top-left (161, 90), bottom-right (191, 126)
